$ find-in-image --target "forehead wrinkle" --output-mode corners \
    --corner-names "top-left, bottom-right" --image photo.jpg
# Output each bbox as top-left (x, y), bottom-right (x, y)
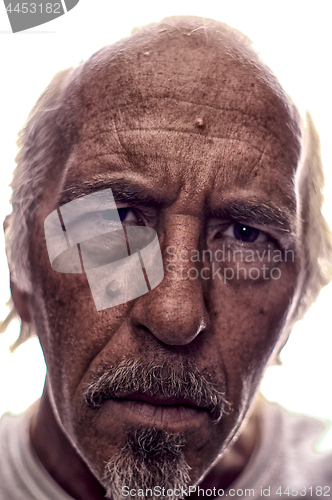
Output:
top-left (78, 98), bottom-right (296, 150)
top-left (68, 132), bottom-right (295, 203)
top-left (80, 95), bottom-right (286, 126)
top-left (72, 52), bottom-right (301, 151)
top-left (82, 126), bottom-right (282, 150)
top-left (78, 130), bottom-right (267, 157)
top-left (68, 141), bottom-right (269, 197)
top-left (73, 135), bottom-right (295, 204)
top-left (76, 128), bottom-right (293, 179)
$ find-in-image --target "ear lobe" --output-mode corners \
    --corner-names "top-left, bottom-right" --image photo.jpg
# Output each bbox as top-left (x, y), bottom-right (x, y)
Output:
top-left (10, 281), bottom-right (32, 324)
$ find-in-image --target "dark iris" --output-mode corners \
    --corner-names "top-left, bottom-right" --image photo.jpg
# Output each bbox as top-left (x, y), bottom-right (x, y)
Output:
top-left (102, 208), bottom-right (128, 222)
top-left (233, 222), bottom-right (260, 242)
top-left (118, 208), bottom-right (129, 222)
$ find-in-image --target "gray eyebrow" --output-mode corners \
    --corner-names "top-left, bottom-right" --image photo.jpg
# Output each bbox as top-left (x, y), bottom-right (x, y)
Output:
top-left (58, 177), bottom-right (165, 209)
top-left (209, 201), bottom-right (294, 233)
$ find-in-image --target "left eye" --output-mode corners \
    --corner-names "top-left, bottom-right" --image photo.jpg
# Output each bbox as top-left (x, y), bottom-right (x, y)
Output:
top-left (101, 208), bottom-right (142, 224)
top-left (223, 222), bottom-right (268, 243)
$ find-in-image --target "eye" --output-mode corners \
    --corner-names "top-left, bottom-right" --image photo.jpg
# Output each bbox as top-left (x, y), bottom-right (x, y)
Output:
top-left (223, 222), bottom-right (268, 243)
top-left (102, 208), bottom-right (143, 224)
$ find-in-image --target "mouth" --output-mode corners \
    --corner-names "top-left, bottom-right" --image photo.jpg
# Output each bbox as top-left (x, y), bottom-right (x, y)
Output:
top-left (98, 392), bottom-right (211, 428)
top-left (117, 391), bottom-right (207, 409)
top-left (83, 358), bottom-right (229, 430)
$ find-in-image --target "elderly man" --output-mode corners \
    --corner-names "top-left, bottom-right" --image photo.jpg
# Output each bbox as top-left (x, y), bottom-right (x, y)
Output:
top-left (1, 16), bottom-right (331, 500)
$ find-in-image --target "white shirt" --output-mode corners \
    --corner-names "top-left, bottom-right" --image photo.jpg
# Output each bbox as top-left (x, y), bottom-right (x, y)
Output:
top-left (0, 402), bottom-right (73, 499)
top-left (222, 401), bottom-right (332, 499)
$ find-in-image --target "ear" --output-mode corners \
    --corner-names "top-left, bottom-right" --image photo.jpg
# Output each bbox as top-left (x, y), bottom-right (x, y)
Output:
top-left (10, 280), bottom-right (32, 324)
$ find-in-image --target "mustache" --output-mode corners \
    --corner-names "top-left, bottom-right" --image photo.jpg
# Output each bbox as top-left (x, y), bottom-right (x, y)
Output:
top-left (83, 358), bottom-right (231, 423)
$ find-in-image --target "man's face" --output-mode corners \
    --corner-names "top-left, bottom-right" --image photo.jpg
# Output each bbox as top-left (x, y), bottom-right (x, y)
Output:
top-left (28, 32), bottom-right (301, 494)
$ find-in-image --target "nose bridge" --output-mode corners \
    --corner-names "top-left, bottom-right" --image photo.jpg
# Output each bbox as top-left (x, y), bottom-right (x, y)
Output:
top-left (130, 213), bottom-right (209, 346)
top-left (162, 213), bottom-right (203, 283)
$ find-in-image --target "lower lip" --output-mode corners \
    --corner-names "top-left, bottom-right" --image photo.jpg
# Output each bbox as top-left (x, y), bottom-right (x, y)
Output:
top-left (103, 398), bottom-right (210, 428)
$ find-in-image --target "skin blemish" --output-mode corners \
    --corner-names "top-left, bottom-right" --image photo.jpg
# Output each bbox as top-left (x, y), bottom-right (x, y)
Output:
top-left (195, 117), bottom-right (205, 129)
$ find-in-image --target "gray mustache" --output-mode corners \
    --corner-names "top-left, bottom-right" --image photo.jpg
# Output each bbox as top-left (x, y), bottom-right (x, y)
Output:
top-left (84, 358), bottom-right (231, 423)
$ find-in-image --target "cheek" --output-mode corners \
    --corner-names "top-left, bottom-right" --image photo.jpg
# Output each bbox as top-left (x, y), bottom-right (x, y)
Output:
top-left (208, 260), bottom-right (298, 399)
top-left (30, 223), bottom-right (134, 409)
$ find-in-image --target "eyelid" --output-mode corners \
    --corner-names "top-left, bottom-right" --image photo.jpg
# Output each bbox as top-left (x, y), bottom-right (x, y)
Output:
top-left (223, 223), bottom-right (269, 242)
top-left (118, 205), bottom-right (156, 226)
top-left (210, 217), bottom-right (286, 238)
top-left (103, 207), bottom-right (146, 225)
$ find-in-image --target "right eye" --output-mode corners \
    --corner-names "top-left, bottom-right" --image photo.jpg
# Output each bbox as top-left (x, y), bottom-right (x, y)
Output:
top-left (101, 208), bottom-right (144, 224)
top-left (223, 222), bottom-right (268, 243)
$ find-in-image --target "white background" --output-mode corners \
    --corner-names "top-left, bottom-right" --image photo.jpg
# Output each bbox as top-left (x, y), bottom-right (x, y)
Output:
top-left (0, 0), bottom-right (331, 449)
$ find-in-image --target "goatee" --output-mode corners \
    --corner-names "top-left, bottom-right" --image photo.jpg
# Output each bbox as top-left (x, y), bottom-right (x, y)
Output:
top-left (103, 427), bottom-right (190, 500)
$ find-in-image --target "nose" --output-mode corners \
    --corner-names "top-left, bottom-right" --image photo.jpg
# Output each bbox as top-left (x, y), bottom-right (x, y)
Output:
top-left (129, 216), bottom-right (210, 346)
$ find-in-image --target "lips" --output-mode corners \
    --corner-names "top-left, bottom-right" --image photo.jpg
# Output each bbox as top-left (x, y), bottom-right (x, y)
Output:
top-left (102, 393), bottom-right (210, 427)
top-left (111, 391), bottom-right (209, 411)
top-left (93, 389), bottom-right (226, 431)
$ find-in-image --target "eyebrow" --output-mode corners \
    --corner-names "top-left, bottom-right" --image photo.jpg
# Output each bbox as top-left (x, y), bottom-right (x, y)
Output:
top-left (58, 177), bottom-right (165, 209)
top-left (209, 200), bottom-right (294, 233)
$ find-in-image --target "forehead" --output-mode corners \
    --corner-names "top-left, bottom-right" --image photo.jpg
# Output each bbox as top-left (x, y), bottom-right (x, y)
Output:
top-left (62, 23), bottom-right (301, 216)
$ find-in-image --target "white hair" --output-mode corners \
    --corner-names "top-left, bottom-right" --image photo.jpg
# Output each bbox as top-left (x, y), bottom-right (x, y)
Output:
top-left (5, 67), bottom-right (76, 294)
